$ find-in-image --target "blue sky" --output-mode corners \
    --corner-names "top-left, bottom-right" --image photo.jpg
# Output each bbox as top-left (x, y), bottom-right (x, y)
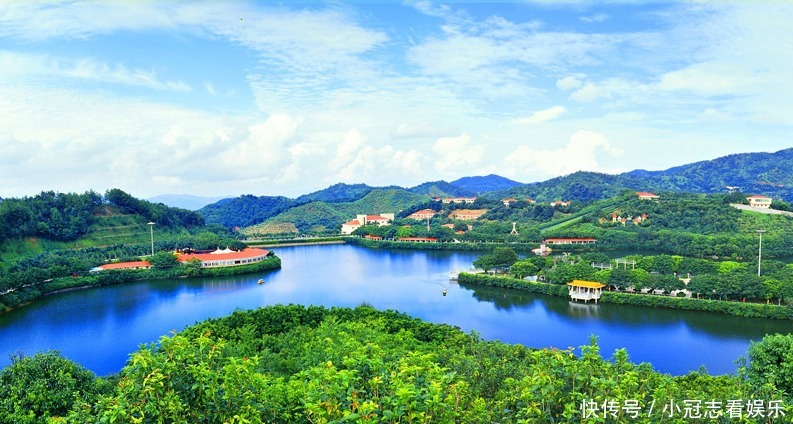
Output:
top-left (1, 1), bottom-right (791, 199)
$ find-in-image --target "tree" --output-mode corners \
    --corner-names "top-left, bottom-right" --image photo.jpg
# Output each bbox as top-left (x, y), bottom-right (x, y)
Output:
top-left (746, 334), bottom-right (793, 396)
top-left (491, 247), bottom-right (518, 268)
top-left (510, 260), bottom-right (539, 279)
top-left (0, 351), bottom-right (107, 423)
top-left (608, 268), bottom-right (632, 291)
top-left (148, 251), bottom-right (179, 269)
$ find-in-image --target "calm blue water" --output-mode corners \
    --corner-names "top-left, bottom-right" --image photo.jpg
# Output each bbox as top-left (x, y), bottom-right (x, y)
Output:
top-left (0, 244), bottom-right (790, 376)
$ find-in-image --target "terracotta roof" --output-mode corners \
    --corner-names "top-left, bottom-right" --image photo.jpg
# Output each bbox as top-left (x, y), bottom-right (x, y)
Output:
top-left (99, 261), bottom-right (151, 270)
top-left (747, 195), bottom-right (771, 199)
top-left (344, 220), bottom-right (361, 226)
top-left (177, 248), bottom-right (269, 262)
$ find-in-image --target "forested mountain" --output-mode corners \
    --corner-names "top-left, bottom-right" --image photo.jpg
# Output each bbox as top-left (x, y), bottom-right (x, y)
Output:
top-left (196, 147), bottom-right (793, 230)
top-left (490, 148), bottom-right (793, 203)
top-left (264, 189), bottom-right (429, 233)
top-left (490, 171), bottom-right (645, 203)
top-left (197, 195), bottom-right (295, 228)
top-left (295, 183), bottom-right (391, 204)
top-left (451, 174), bottom-right (523, 193)
top-left (0, 189), bottom-right (203, 243)
top-left (629, 147), bottom-right (793, 198)
top-left (407, 180), bottom-right (474, 198)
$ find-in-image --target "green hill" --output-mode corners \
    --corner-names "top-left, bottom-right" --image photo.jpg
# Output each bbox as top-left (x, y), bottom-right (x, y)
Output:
top-left (408, 180), bottom-right (474, 198)
top-left (451, 174), bottom-right (523, 194)
top-left (198, 195), bottom-right (295, 228)
top-left (258, 189), bottom-right (430, 233)
top-left (491, 148), bottom-right (793, 204)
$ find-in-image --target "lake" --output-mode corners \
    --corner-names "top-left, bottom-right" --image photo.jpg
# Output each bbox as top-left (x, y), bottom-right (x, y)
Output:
top-left (0, 244), bottom-right (791, 376)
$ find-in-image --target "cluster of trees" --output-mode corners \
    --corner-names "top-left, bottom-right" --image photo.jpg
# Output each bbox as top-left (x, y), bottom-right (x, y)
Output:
top-left (0, 189), bottom-right (204, 243)
top-left (0, 305), bottom-right (789, 422)
top-left (469, 248), bottom-right (793, 305)
top-left (0, 191), bottom-right (102, 241)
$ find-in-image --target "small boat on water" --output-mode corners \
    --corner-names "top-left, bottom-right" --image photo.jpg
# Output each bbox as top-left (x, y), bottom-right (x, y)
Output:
top-left (257, 279), bottom-right (265, 285)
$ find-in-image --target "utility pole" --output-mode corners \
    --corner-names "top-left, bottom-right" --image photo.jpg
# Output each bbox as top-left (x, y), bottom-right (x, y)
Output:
top-left (148, 222), bottom-right (155, 256)
top-left (757, 229), bottom-right (766, 277)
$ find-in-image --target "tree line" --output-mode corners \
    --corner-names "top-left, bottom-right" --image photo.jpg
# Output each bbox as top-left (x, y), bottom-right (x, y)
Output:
top-left (0, 189), bottom-right (204, 243)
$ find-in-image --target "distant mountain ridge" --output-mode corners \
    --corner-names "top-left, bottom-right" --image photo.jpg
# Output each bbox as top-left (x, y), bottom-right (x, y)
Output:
top-left (451, 174), bottom-right (523, 194)
top-left (194, 148), bottom-right (793, 231)
top-left (492, 148), bottom-right (793, 203)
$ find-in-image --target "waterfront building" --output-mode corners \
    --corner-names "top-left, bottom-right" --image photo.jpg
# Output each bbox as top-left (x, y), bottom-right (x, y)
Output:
top-left (567, 280), bottom-right (606, 303)
top-left (90, 261), bottom-right (152, 272)
top-left (177, 247), bottom-right (269, 268)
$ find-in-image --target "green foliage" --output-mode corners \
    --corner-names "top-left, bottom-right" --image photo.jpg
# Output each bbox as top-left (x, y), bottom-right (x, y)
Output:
top-left (0, 351), bottom-right (108, 423)
top-left (746, 334), bottom-right (793, 396)
top-left (473, 247), bottom-right (518, 271)
top-left (198, 194), bottom-right (296, 228)
top-left (105, 189), bottom-right (204, 229)
top-left (0, 190), bottom-right (102, 241)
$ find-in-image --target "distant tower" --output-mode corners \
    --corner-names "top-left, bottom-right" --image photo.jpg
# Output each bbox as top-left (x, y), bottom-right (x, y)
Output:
top-left (510, 222), bottom-right (518, 235)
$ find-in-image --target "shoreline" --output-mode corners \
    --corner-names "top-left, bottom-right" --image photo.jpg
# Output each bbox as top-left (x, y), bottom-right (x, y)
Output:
top-left (459, 273), bottom-right (793, 320)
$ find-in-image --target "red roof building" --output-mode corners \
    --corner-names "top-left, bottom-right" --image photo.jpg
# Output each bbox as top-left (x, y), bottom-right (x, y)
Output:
top-left (177, 247), bottom-right (269, 268)
top-left (407, 209), bottom-right (437, 220)
top-left (91, 261), bottom-right (152, 272)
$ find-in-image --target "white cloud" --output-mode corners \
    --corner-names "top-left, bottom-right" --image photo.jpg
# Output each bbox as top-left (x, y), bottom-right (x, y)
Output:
top-left (512, 106), bottom-right (567, 125)
top-left (556, 75), bottom-right (584, 91)
top-left (220, 114), bottom-right (300, 172)
top-left (569, 82), bottom-right (609, 102)
top-left (432, 134), bottom-right (485, 174)
top-left (0, 51), bottom-right (191, 92)
top-left (658, 62), bottom-right (755, 95)
top-left (328, 129), bottom-right (427, 185)
top-left (580, 13), bottom-right (609, 24)
top-left (504, 130), bottom-right (623, 178)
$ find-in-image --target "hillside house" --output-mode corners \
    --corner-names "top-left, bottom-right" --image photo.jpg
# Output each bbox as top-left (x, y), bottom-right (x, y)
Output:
top-left (550, 200), bottom-right (571, 207)
top-left (341, 219), bottom-right (362, 234)
top-left (442, 197), bottom-right (477, 204)
top-left (747, 195), bottom-right (772, 208)
top-left (448, 209), bottom-right (488, 220)
top-left (341, 213), bottom-right (395, 234)
top-left (359, 213), bottom-right (395, 226)
top-left (636, 191), bottom-right (660, 200)
top-left (502, 198), bottom-right (518, 207)
top-left (407, 209), bottom-right (437, 220)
